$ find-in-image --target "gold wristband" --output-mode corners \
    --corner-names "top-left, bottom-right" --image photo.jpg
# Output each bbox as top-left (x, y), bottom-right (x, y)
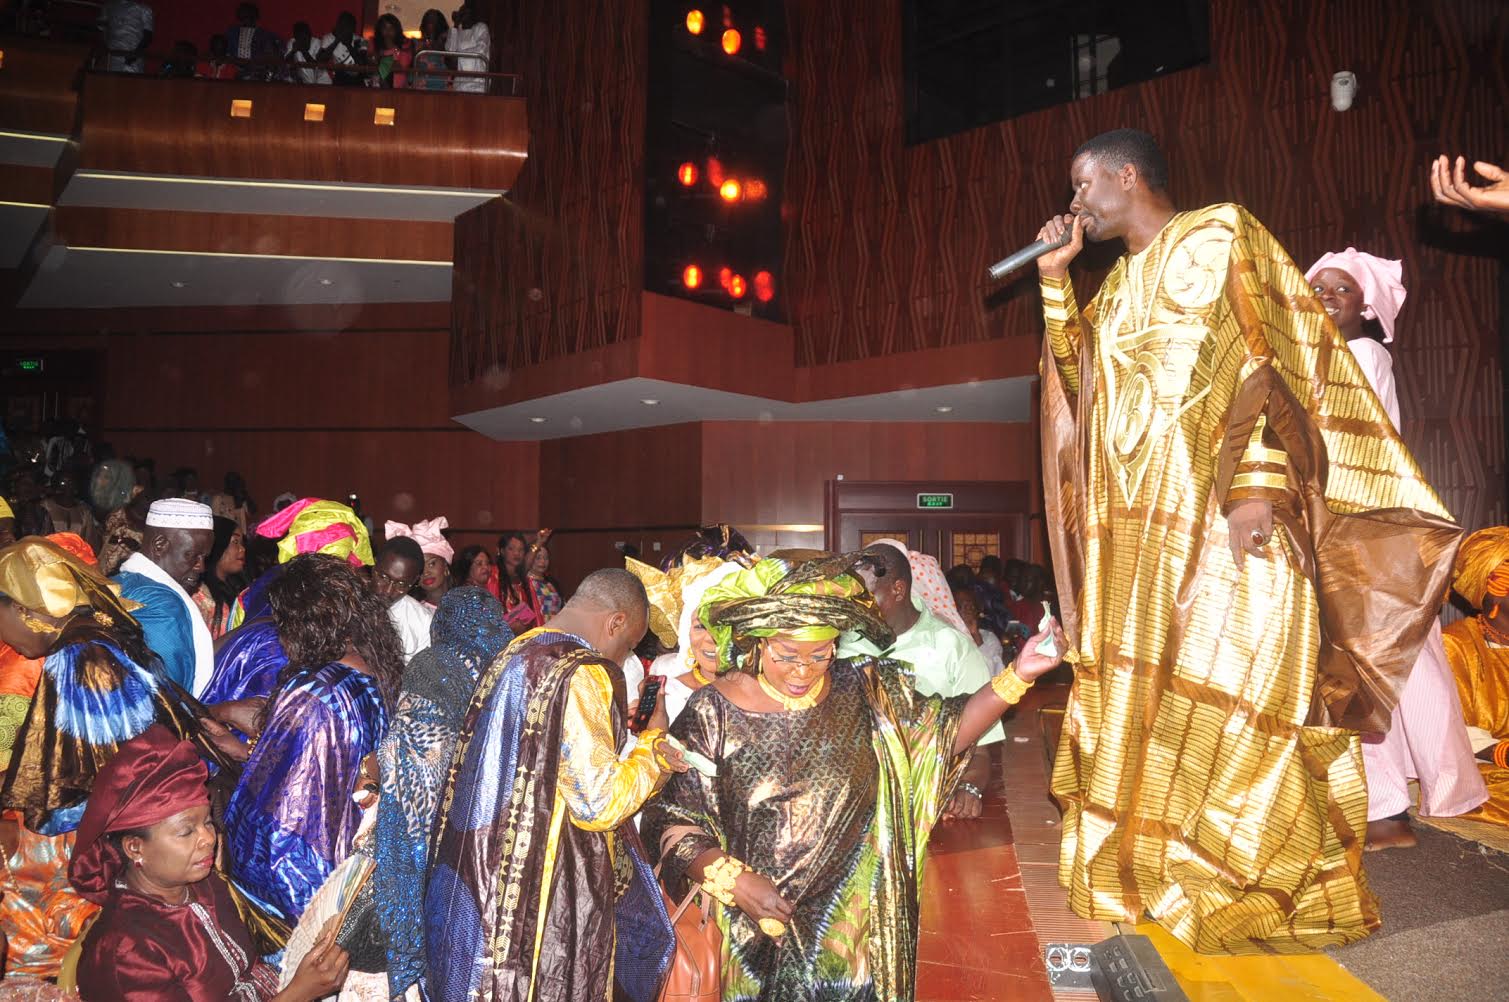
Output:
top-left (700, 854), bottom-right (748, 907)
top-left (990, 665), bottom-right (1034, 706)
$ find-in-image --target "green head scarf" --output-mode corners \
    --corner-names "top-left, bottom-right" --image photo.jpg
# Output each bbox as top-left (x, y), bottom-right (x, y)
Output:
top-left (699, 549), bottom-right (893, 674)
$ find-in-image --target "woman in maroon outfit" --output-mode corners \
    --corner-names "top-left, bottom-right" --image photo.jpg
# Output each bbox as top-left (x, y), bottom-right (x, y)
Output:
top-left (68, 726), bottom-right (348, 1002)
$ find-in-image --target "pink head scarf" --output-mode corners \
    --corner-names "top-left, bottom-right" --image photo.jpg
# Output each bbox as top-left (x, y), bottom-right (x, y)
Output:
top-left (1305, 247), bottom-right (1407, 344)
top-left (385, 516), bottom-right (454, 563)
top-left (872, 538), bottom-right (972, 636)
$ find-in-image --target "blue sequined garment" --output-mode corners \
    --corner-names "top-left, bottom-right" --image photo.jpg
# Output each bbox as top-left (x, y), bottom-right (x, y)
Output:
top-left (201, 619), bottom-right (288, 706)
top-left (372, 587), bottom-right (511, 999)
top-left (224, 661), bottom-right (386, 925)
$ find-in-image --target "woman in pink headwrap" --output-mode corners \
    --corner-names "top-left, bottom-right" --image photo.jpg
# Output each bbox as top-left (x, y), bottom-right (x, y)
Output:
top-left (384, 516), bottom-right (454, 609)
top-left (1307, 248), bottom-right (1488, 849)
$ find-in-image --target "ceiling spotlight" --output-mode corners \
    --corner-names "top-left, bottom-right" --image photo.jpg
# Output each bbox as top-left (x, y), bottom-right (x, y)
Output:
top-left (722, 28), bottom-right (741, 55)
top-left (170, 280), bottom-right (186, 289)
top-left (529, 416), bottom-right (547, 424)
top-left (686, 9), bottom-right (704, 34)
top-left (641, 398), bottom-right (661, 406)
top-left (753, 270), bottom-right (774, 302)
top-left (706, 157), bottom-right (725, 186)
top-left (935, 405), bottom-right (954, 413)
top-left (728, 274), bottom-right (748, 299)
top-left (682, 264), bottom-right (703, 289)
top-left (319, 278), bottom-right (334, 286)
top-left (719, 178), bottom-right (742, 202)
top-left (677, 161), bottom-right (699, 186)
top-left (744, 178), bottom-right (767, 201)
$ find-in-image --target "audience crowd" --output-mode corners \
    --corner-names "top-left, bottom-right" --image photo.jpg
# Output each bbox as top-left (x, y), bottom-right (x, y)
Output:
top-left (50, 1), bottom-right (499, 92)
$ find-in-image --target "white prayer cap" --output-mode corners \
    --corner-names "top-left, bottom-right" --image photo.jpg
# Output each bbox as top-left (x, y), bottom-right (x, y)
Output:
top-left (146, 498), bottom-right (214, 530)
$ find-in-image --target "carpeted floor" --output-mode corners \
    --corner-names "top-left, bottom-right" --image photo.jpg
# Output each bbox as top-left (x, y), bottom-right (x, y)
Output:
top-left (1328, 825), bottom-right (1509, 1002)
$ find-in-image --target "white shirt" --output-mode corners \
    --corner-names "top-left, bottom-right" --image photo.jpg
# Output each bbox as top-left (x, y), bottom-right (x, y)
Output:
top-left (388, 595), bottom-right (434, 664)
top-left (286, 36), bottom-right (330, 85)
top-left (447, 22), bottom-right (491, 93)
top-left (1347, 338), bottom-right (1400, 429)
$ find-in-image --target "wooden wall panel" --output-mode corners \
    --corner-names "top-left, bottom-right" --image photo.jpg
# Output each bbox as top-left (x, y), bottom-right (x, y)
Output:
top-left (0, 37), bottom-right (90, 135)
top-left (79, 74), bottom-right (528, 190)
top-left (100, 327), bottom-right (538, 536)
top-left (785, 0), bottom-right (1509, 527)
top-left (449, 0), bottom-right (647, 382)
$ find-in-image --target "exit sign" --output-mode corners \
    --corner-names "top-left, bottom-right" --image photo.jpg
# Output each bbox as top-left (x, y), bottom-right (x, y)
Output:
top-left (16, 358), bottom-right (43, 373)
top-left (916, 492), bottom-right (954, 510)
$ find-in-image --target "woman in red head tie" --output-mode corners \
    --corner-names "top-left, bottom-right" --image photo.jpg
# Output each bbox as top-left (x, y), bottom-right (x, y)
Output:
top-left (69, 726), bottom-right (348, 1001)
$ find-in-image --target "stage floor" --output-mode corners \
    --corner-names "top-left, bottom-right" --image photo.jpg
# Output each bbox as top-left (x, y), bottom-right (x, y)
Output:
top-left (916, 682), bottom-right (1392, 1002)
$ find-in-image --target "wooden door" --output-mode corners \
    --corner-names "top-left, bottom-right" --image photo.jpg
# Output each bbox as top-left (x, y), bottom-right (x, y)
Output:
top-left (825, 480), bottom-right (1032, 569)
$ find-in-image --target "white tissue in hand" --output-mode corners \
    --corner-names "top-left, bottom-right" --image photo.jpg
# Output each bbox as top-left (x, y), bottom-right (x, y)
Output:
top-left (666, 734), bottom-right (718, 778)
top-left (1034, 600), bottom-right (1059, 659)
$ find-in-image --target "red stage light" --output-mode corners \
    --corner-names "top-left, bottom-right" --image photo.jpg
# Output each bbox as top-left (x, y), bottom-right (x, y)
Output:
top-left (753, 270), bottom-right (774, 302)
top-left (721, 29), bottom-right (741, 55)
top-left (718, 267), bottom-right (733, 290)
top-left (685, 9), bottom-right (704, 35)
top-left (682, 264), bottom-right (703, 289)
top-left (706, 158), bottom-right (725, 186)
top-left (677, 162), bottom-right (699, 186)
top-left (754, 26), bottom-right (767, 51)
top-left (719, 178), bottom-right (742, 202)
top-left (729, 274), bottom-right (748, 298)
top-left (744, 178), bottom-right (767, 201)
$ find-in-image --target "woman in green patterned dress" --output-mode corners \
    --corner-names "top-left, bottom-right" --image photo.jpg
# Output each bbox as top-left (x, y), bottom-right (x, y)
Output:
top-left (642, 550), bottom-right (1064, 1001)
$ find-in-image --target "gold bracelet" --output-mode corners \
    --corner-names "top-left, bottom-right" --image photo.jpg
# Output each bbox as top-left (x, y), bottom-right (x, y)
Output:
top-left (700, 854), bottom-right (748, 907)
top-left (639, 729), bottom-right (670, 770)
top-left (990, 664), bottom-right (1034, 706)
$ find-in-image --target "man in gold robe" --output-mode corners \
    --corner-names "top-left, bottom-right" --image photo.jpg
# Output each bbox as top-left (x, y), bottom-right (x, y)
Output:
top-left (1441, 526), bottom-right (1509, 828)
top-left (1034, 129), bottom-right (1460, 953)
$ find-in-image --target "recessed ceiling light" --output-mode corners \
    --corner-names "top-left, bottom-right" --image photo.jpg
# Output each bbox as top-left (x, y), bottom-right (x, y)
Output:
top-left (170, 280), bottom-right (186, 289)
top-left (935, 405), bottom-right (954, 413)
top-left (318, 278), bottom-right (334, 286)
top-left (529, 416), bottom-right (547, 424)
top-left (640, 398), bottom-right (660, 406)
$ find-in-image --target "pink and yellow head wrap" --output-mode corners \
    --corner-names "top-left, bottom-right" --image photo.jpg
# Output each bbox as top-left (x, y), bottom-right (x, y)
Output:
top-left (255, 498), bottom-right (373, 567)
top-left (385, 516), bottom-right (454, 563)
top-left (1305, 247), bottom-right (1407, 344)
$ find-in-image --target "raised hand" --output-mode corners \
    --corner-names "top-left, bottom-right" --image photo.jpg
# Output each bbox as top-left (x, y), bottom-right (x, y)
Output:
top-left (1430, 156), bottom-right (1509, 220)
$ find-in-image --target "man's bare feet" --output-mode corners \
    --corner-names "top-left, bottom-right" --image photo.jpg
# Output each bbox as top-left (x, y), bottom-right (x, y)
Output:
top-left (1365, 815), bottom-right (1418, 852)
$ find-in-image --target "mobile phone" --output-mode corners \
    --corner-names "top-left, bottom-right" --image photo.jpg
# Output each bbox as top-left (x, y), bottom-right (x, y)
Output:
top-left (631, 675), bottom-right (664, 732)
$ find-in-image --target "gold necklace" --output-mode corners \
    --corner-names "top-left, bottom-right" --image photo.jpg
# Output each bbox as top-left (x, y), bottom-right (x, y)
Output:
top-left (690, 665), bottom-right (714, 687)
top-left (757, 673), bottom-right (827, 711)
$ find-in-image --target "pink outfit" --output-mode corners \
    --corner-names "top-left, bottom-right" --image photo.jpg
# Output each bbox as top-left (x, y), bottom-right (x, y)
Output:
top-left (1336, 325), bottom-right (1487, 820)
top-left (1305, 247), bottom-right (1407, 343)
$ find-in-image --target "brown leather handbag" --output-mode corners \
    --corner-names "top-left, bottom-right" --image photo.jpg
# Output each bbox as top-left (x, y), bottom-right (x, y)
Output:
top-left (656, 880), bottom-right (722, 1002)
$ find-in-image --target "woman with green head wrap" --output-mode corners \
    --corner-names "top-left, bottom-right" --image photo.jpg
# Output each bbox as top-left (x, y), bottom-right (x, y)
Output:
top-left (642, 550), bottom-right (1065, 1001)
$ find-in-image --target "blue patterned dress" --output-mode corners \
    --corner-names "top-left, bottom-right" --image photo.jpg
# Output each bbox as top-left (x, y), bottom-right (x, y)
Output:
top-left (224, 661), bottom-right (387, 925)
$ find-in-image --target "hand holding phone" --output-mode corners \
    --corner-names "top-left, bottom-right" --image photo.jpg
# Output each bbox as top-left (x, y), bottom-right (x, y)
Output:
top-left (631, 675), bottom-right (665, 733)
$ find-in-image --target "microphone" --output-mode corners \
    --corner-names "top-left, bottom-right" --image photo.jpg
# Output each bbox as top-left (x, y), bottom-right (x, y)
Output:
top-left (986, 226), bottom-right (1073, 282)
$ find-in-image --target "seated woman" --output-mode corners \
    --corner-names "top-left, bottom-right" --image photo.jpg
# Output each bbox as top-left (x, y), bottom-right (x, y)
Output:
top-left (371, 586), bottom-right (512, 1000)
top-left (70, 725), bottom-right (348, 1001)
top-left (641, 551), bottom-right (1064, 1000)
top-left (224, 555), bottom-right (399, 926)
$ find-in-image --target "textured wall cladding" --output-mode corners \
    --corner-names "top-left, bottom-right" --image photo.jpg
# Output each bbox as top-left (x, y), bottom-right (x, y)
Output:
top-left (784, 0), bottom-right (1509, 526)
top-left (450, 0), bottom-right (648, 382)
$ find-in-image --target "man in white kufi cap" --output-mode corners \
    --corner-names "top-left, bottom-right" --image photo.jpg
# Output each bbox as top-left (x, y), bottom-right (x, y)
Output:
top-left (113, 498), bottom-right (216, 696)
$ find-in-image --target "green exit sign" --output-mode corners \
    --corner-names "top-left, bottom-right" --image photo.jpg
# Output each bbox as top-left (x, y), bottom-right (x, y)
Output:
top-left (916, 493), bottom-right (954, 510)
top-left (16, 358), bottom-right (43, 373)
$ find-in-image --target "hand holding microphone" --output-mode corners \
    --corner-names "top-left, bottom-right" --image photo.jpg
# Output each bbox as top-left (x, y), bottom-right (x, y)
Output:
top-left (984, 213), bottom-right (1085, 282)
top-left (1034, 214), bottom-right (1084, 280)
